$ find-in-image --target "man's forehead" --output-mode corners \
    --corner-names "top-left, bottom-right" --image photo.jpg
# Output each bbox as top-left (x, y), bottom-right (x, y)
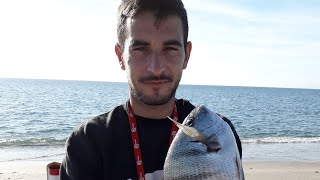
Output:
top-left (127, 11), bottom-right (181, 30)
top-left (129, 38), bottom-right (183, 47)
top-left (123, 11), bottom-right (184, 47)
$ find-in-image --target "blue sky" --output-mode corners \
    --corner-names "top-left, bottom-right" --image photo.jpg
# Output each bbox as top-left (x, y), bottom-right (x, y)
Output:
top-left (0, 0), bottom-right (319, 89)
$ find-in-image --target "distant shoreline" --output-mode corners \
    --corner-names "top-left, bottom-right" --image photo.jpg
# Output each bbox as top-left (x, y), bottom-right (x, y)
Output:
top-left (1, 77), bottom-right (319, 90)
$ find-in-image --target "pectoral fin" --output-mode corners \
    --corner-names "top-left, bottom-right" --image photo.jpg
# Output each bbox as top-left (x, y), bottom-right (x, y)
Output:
top-left (206, 142), bottom-right (221, 152)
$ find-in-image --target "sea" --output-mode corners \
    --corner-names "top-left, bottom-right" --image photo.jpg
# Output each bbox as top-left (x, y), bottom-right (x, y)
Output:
top-left (0, 78), bottom-right (319, 163)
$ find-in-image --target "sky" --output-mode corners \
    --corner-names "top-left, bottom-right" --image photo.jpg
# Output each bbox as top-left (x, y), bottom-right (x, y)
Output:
top-left (0, 0), bottom-right (319, 89)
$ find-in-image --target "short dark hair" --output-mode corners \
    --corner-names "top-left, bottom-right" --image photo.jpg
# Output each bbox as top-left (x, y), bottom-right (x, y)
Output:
top-left (117, 0), bottom-right (189, 51)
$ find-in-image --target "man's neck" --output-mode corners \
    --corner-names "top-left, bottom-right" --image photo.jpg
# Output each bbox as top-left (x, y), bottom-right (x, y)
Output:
top-left (129, 97), bottom-right (175, 119)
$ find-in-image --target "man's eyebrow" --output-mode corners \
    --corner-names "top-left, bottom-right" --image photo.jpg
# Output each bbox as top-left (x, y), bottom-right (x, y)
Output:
top-left (164, 40), bottom-right (182, 47)
top-left (130, 40), bottom-right (149, 47)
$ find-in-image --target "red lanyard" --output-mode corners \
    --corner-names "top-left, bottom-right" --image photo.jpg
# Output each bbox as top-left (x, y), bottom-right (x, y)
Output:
top-left (127, 103), bottom-right (179, 180)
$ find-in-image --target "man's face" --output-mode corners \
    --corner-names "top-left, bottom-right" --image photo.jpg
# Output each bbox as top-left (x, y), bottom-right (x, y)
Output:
top-left (116, 11), bottom-right (192, 105)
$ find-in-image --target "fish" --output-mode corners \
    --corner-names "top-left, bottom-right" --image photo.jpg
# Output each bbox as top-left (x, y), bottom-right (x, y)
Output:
top-left (163, 105), bottom-right (245, 180)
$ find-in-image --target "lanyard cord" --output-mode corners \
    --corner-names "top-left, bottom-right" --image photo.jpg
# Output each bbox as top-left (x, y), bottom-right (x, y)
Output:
top-left (127, 103), bottom-right (179, 180)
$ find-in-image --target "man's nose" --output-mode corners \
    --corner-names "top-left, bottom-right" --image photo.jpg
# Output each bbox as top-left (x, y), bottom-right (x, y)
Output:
top-left (147, 52), bottom-right (165, 75)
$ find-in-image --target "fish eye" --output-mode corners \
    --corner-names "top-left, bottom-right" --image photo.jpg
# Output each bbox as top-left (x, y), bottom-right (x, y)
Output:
top-left (185, 118), bottom-right (194, 126)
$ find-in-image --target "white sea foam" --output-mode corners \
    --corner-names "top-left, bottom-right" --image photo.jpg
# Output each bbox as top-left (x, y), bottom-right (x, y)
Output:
top-left (242, 136), bottom-right (320, 144)
top-left (0, 145), bottom-right (65, 162)
top-left (0, 137), bottom-right (66, 146)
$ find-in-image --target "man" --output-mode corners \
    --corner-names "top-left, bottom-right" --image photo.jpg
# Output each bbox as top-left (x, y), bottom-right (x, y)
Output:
top-left (60, 0), bottom-right (242, 179)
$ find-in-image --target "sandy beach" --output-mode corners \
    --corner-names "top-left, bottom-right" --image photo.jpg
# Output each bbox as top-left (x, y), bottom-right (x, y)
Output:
top-left (0, 160), bottom-right (319, 180)
top-left (0, 161), bottom-right (48, 180)
top-left (243, 161), bottom-right (320, 180)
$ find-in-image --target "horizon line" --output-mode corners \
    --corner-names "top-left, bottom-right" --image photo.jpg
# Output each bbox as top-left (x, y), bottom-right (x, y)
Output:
top-left (1, 77), bottom-right (319, 90)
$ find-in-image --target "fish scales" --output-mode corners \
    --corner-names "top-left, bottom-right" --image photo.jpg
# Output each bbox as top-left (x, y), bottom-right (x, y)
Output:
top-left (164, 105), bottom-right (245, 180)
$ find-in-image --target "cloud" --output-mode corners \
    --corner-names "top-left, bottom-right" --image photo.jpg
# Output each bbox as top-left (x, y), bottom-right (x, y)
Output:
top-left (0, 0), bottom-right (122, 81)
top-left (186, 0), bottom-right (320, 58)
top-left (184, 0), bottom-right (255, 20)
top-left (1, 0), bottom-right (319, 88)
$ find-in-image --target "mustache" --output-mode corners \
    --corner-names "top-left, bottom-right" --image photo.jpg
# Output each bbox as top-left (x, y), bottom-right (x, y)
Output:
top-left (139, 74), bottom-right (173, 82)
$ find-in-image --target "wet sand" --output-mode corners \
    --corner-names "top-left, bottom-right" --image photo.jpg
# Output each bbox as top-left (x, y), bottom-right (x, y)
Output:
top-left (0, 160), bottom-right (319, 180)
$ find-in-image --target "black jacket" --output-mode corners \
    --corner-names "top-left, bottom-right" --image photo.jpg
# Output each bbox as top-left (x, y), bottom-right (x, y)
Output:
top-left (60, 99), bottom-right (242, 180)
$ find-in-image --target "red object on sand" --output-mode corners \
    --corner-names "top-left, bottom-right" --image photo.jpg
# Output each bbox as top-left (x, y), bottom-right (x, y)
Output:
top-left (49, 165), bottom-right (60, 175)
top-left (47, 162), bottom-right (61, 178)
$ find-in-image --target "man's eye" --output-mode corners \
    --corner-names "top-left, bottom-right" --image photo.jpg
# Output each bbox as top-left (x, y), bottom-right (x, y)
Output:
top-left (164, 46), bottom-right (178, 51)
top-left (133, 47), bottom-right (147, 51)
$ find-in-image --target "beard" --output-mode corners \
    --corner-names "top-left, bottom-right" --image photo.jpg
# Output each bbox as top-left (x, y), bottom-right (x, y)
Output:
top-left (129, 73), bottom-right (181, 106)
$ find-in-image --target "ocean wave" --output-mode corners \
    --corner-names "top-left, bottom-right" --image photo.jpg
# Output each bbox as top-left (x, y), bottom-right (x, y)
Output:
top-left (0, 137), bottom-right (66, 147)
top-left (0, 153), bottom-right (65, 162)
top-left (242, 136), bottom-right (320, 144)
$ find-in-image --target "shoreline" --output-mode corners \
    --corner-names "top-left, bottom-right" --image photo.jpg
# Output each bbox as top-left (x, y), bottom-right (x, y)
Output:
top-left (1, 143), bottom-right (319, 162)
top-left (0, 160), bottom-right (319, 180)
top-left (1, 143), bottom-right (319, 179)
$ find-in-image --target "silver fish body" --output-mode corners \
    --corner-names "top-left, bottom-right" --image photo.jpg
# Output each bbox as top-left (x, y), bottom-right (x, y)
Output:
top-left (164, 105), bottom-right (245, 180)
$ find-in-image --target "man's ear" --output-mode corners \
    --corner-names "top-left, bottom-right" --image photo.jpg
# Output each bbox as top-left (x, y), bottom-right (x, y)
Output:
top-left (115, 43), bottom-right (125, 70)
top-left (183, 41), bottom-right (192, 69)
